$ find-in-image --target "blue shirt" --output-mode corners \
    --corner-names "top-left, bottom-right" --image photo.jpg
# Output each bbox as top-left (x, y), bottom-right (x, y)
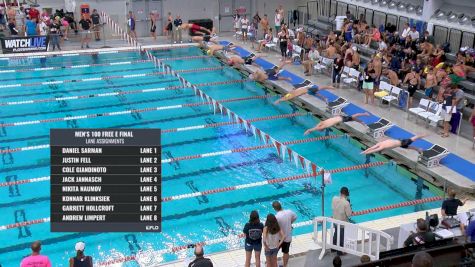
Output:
top-left (25, 20), bottom-right (37, 36)
top-left (466, 220), bottom-right (475, 242)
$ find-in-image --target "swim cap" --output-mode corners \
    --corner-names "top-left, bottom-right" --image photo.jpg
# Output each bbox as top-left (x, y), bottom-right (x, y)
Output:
top-left (285, 93), bottom-right (292, 98)
top-left (75, 241), bottom-right (85, 251)
top-left (55, 16), bottom-right (60, 20)
top-left (249, 74), bottom-right (255, 80)
top-left (207, 50), bottom-right (212, 55)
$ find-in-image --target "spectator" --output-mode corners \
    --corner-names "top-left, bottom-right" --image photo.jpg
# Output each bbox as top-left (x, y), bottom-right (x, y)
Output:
top-left (263, 213), bottom-right (284, 267)
top-left (188, 244), bottom-right (213, 267)
top-left (278, 26), bottom-right (288, 61)
top-left (332, 53), bottom-right (344, 88)
top-left (277, 5), bottom-right (284, 24)
top-left (69, 241), bottom-right (92, 267)
top-left (165, 12), bottom-right (173, 39)
top-left (345, 10), bottom-right (355, 22)
top-left (274, 9), bottom-right (281, 33)
top-left (79, 14), bottom-right (92, 49)
top-left (401, 23), bottom-right (411, 41)
top-left (333, 255), bottom-right (342, 267)
top-left (40, 9), bottom-right (51, 26)
top-left (38, 18), bottom-right (48, 36)
top-left (363, 63), bottom-right (376, 104)
top-left (28, 6), bottom-right (39, 21)
top-left (252, 12), bottom-right (261, 31)
top-left (91, 9), bottom-right (101, 41)
top-left (241, 15), bottom-right (249, 42)
top-left (403, 218), bottom-right (436, 247)
top-left (260, 14), bottom-right (269, 38)
top-left (272, 201), bottom-right (297, 267)
top-left (343, 20), bottom-right (353, 42)
top-left (173, 15), bottom-right (183, 43)
top-left (15, 6), bottom-right (25, 34)
top-left (127, 11), bottom-right (136, 39)
top-left (403, 67), bottom-right (421, 108)
top-left (450, 85), bottom-right (465, 134)
top-left (332, 187), bottom-right (352, 255)
top-left (0, 5), bottom-right (5, 32)
top-left (25, 16), bottom-right (37, 36)
top-left (243, 210), bottom-right (263, 267)
top-left (256, 28), bottom-right (272, 53)
top-left (441, 189), bottom-right (466, 218)
top-left (440, 84), bottom-right (457, 138)
top-left (424, 66), bottom-right (437, 99)
top-left (49, 16), bottom-right (61, 51)
top-left (303, 46), bottom-right (319, 76)
top-left (61, 17), bottom-right (70, 40)
top-left (360, 254), bottom-right (371, 263)
top-left (364, 25), bottom-right (380, 47)
top-left (412, 251), bottom-right (433, 267)
top-left (20, 241), bottom-right (52, 267)
top-left (408, 26), bottom-right (420, 41)
top-left (466, 215), bottom-right (475, 242)
top-left (233, 10), bottom-right (240, 34)
top-left (421, 30), bottom-right (435, 44)
top-left (352, 46), bottom-right (360, 69)
top-left (8, 17), bottom-right (18, 35)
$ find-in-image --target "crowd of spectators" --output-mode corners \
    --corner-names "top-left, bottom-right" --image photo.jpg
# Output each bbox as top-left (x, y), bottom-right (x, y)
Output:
top-left (1, 3), bottom-right (102, 50)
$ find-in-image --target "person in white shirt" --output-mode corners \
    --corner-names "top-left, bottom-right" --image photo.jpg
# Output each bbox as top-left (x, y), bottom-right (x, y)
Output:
top-left (241, 15), bottom-right (249, 42)
top-left (408, 26), bottom-right (419, 41)
top-left (378, 39), bottom-right (387, 51)
top-left (272, 201), bottom-right (297, 267)
top-left (38, 18), bottom-right (48, 36)
top-left (303, 46), bottom-right (320, 76)
top-left (401, 23), bottom-right (410, 40)
top-left (274, 9), bottom-right (281, 34)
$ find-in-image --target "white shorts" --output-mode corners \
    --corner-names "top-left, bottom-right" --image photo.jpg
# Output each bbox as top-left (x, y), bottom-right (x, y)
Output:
top-left (441, 109), bottom-right (452, 122)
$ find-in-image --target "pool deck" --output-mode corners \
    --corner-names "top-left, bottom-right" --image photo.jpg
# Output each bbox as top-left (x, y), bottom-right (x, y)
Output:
top-left (158, 200), bottom-right (475, 267)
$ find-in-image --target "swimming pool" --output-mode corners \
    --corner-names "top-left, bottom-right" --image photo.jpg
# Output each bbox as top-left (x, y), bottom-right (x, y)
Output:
top-left (0, 46), bottom-right (442, 266)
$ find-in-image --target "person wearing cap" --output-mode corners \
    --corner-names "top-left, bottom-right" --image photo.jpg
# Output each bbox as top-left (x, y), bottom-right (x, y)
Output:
top-left (69, 241), bottom-right (93, 267)
top-left (20, 241), bottom-right (52, 267)
top-left (331, 187), bottom-right (352, 255)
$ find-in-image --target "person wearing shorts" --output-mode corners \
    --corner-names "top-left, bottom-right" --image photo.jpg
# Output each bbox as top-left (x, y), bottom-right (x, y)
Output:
top-left (79, 14), bottom-right (92, 49)
top-left (363, 65), bottom-right (375, 104)
top-left (263, 214), bottom-right (284, 267)
top-left (403, 67), bottom-right (420, 108)
top-left (243, 211), bottom-right (263, 267)
top-left (440, 85), bottom-right (456, 138)
top-left (91, 9), bottom-right (101, 41)
top-left (273, 201), bottom-right (297, 267)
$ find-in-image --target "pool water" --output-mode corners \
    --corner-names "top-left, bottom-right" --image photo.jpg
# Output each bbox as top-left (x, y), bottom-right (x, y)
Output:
top-left (0, 46), bottom-right (442, 266)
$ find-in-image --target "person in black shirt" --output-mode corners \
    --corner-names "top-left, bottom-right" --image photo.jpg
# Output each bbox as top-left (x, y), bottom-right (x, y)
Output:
top-left (188, 244), bottom-right (213, 267)
top-left (69, 241), bottom-right (93, 267)
top-left (362, 63), bottom-right (376, 104)
top-left (404, 219), bottom-right (436, 247)
top-left (49, 16), bottom-right (61, 51)
top-left (8, 18), bottom-right (18, 35)
top-left (441, 190), bottom-right (466, 218)
top-left (243, 210), bottom-right (264, 267)
top-left (79, 14), bottom-right (92, 49)
top-left (173, 15), bottom-right (183, 43)
top-left (90, 9), bottom-right (101, 41)
top-left (332, 53), bottom-right (344, 87)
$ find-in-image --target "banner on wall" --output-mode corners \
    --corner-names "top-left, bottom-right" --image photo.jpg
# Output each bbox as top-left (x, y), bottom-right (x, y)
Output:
top-left (0, 35), bottom-right (50, 54)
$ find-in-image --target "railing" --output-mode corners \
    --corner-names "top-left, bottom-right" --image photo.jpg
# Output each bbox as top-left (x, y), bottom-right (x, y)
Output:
top-left (313, 216), bottom-right (393, 261)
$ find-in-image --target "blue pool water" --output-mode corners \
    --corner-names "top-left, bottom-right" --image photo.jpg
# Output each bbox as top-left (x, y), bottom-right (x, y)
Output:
top-left (0, 46), bottom-right (441, 266)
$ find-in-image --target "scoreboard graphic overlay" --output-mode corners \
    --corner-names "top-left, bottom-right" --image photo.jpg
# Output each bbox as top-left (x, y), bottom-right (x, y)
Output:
top-left (50, 129), bottom-right (162, 232)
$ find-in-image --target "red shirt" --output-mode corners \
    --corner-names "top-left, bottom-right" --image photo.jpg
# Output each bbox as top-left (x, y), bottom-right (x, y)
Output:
top-left (29, 8), bottom-right (39, 19)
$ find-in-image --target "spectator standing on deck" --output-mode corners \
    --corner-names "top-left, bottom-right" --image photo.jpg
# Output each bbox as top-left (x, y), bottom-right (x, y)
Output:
top-left (127, 11), bottom-right (136, 39)
top-left (79, 14), bottom-right (92, 49)
top-left (20, 241), bottom-right (52, 267)
top-left (450, 86), bottom-right (465, 134)
top-left (243, 210), bottom-right (264, 267)
top-left (188, 244), bottom-right (213, 267)
top-left (332, 187), bottom-right (352, 255)
top-left (332, 53), bottom-right (344, 88)
top-left (38, 18), bottom-right (48, 36)
top-left (263, 213), bottom-right (285, 267)
top-left (274, 9), bottom-right (281, 34)
top-left (241, 15), bottom-right (249, 42)
top-left (260, 14), bottom-right (269, 39)
top-left (69, 242), bottom-right (93, 267)
top-left (440, 84), bottom-right (457, 138)
top-left (49, 16), bottom-right (61, 51)
top-left (25, 16), bottom-right (37, 36)
top-left (91, 9), bottom-right (101, 41)
top-left (173, 15), bottom-right (183, 43)
top-left (272, 201), bottom-right (297, 267)
top-left (8, 17), bottom-right (18, 35)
